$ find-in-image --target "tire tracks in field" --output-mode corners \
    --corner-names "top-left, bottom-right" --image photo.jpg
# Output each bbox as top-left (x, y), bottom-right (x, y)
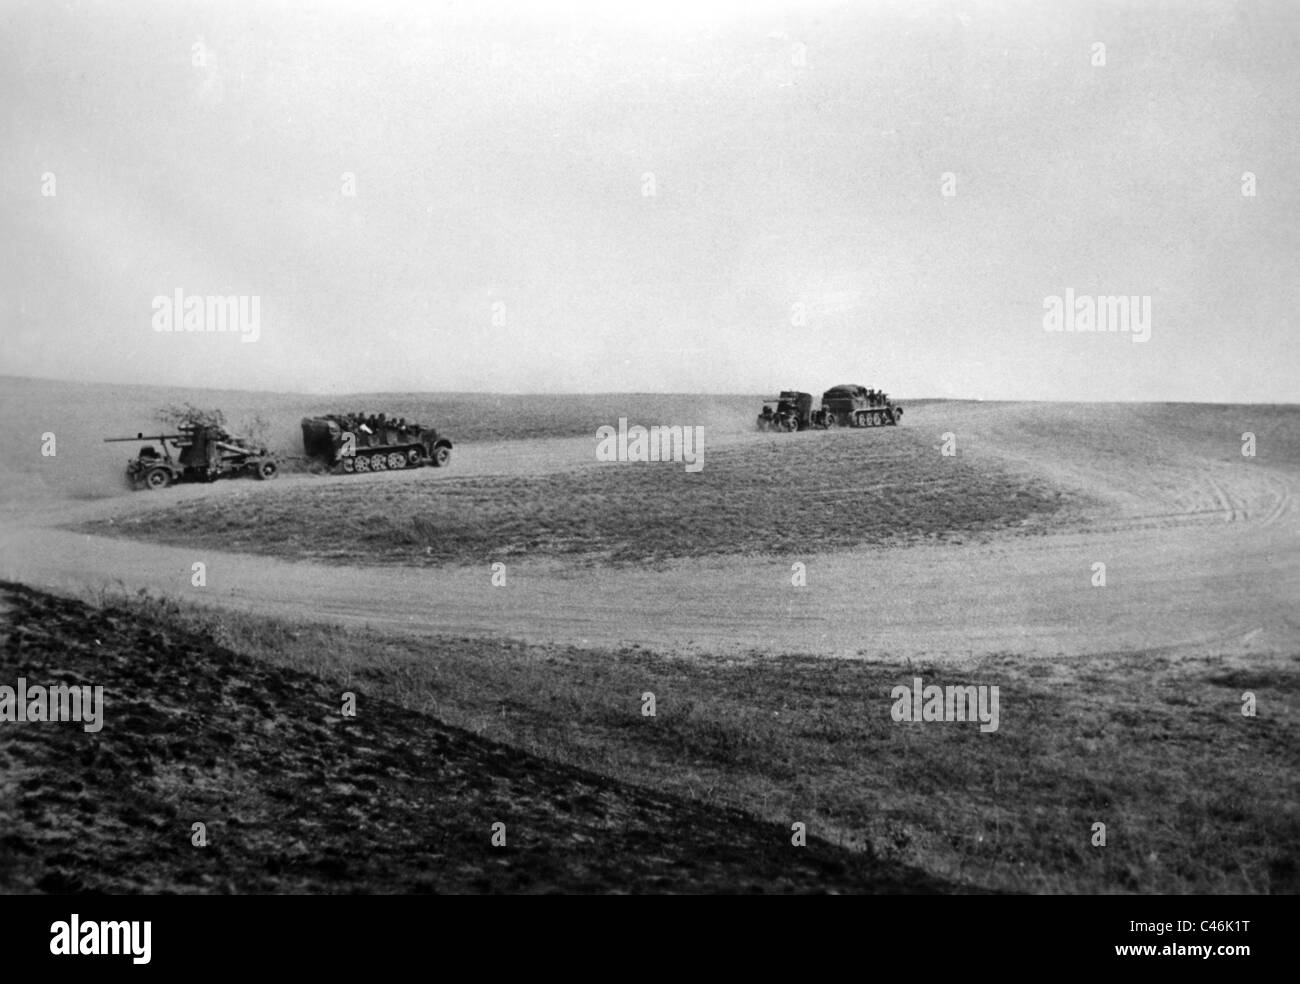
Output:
top-left (4, 404), bottom-right (1300, 662)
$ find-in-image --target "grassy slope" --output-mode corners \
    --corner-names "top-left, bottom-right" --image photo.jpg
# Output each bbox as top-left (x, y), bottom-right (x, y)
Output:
top-left (79, 428), bottom-right (1074, 566)
top-left (83, 588), bottom-right (1300, 895)
top-left (0, 581), bottom-right (956, 894)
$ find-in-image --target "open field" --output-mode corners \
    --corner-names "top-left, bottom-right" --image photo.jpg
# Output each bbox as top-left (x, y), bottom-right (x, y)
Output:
top-left (6, 388), bottom-right (1294, 661)
top-left (3, 578), bottom-right (1295, 894)
top-left (0, 581), bottom-right (952, 893)
top-left (2, 377), bottom-right (1298, 892)
top-left (86, 588), bottom-right (1297, 894)
top-left (79, 426), bottom-right (1074, 566)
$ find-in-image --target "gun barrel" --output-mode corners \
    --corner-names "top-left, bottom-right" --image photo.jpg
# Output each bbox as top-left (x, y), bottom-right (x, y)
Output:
top-left (103, 433), bottom-right (181, 443)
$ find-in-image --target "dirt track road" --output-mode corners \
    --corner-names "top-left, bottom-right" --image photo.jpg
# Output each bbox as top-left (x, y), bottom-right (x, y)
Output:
top-left (3, 402), bottom-right (1297, 660)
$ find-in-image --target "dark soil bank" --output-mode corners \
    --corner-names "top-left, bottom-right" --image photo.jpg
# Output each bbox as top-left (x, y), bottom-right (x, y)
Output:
top-left (0, 581), bottom-right (957, 894)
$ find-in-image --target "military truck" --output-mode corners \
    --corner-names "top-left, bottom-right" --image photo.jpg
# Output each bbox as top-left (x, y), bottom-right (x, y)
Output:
top-left (756, 391), bottom-right (834, 432)
top-left (301, 412), bottom-right (452, 473)
top-left (105, 423), bottom-right (279, 490)
top-left (821, 384), bottom-right (904, 427)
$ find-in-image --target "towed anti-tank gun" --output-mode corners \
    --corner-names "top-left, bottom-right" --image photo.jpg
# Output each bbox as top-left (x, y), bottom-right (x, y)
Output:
top-left (104, 422), bottom-right (279, 490)
top-left (756, 391), bottom-right (835, 432)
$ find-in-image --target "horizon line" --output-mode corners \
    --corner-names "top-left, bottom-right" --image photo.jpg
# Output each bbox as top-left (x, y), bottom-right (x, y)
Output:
top-left (1, 373), bottom-right (1295, 407)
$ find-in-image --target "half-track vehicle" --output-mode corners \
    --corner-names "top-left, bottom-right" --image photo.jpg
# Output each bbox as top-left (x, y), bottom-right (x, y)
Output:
top-left (301, 412), bottom-right (452, 474)
top-left (820, 384), bottom-right (904, 427)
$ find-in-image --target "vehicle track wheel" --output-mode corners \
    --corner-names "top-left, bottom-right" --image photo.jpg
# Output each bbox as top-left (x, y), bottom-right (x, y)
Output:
top-left (355, 455), bottom-right (371, 472)
top-left (406, 449), bottom-right (423, 466)
top-left (372, 453), bottom-right (387, 471)
top-left (342, 456), bottom-right (356, 473)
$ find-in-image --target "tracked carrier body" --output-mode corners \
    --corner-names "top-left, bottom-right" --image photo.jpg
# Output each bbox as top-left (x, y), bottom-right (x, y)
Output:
top-left (821, 384), bottom-right (903, 427)
top-left (301, 414), bottom-right (452, 474)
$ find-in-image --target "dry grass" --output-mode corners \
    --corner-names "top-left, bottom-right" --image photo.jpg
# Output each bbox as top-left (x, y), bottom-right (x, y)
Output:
top-left (129, 592), bottom-right (1300, 894)
top-left (80, 427), bottom-right (1076, 566)
top-left (3, 582), bottom-right (951, 893)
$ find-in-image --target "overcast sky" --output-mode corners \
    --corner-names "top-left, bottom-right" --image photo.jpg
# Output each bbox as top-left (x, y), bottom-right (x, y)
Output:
top-left (2, 0), bottom-right (1297, 399)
